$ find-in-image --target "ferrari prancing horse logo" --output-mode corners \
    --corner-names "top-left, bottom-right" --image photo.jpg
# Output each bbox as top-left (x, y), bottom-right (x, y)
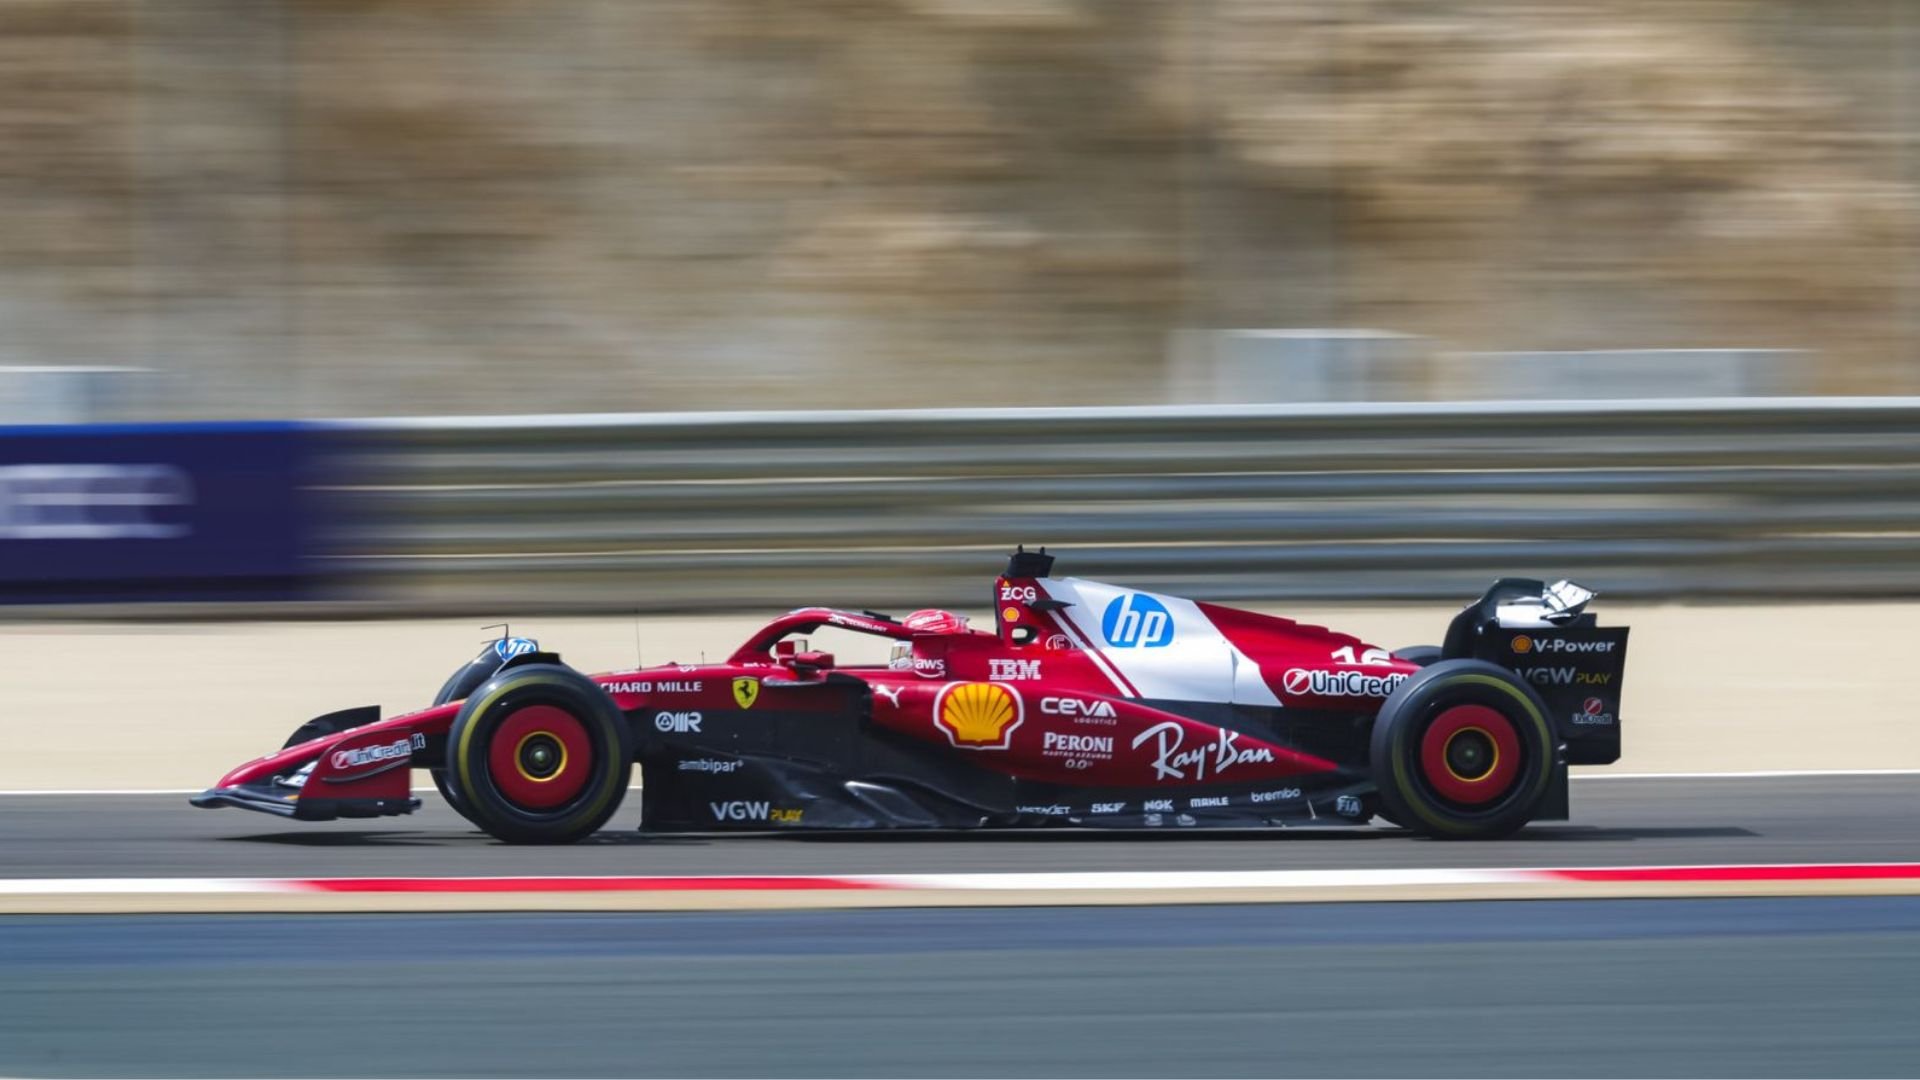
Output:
top-left (732, 677), bottom-right (760, 710)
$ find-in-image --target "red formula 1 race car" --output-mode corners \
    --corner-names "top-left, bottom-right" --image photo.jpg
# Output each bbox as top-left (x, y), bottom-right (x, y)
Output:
top-left (194, 549), bottom-right (1629, 842)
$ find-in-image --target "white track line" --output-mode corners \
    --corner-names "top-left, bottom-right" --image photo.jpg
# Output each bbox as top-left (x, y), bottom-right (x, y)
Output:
top-left (0, 878), bottom-right (302, 894)
top-left (868, 869), bottom-right (1505, 890)
top-left (4, 862), bottom-right (1920, 897)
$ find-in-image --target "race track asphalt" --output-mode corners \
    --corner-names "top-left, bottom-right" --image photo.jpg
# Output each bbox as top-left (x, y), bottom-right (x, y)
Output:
top-left (2, 775), bottom-right (1917, 878)
top-left (5, 777), bottom-right (1920, 1077)
top-left (4, 898), bottom-right (1920, 1077)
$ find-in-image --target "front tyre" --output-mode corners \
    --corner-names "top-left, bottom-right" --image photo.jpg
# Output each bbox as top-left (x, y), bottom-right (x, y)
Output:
top-left (444, 664), bottom-right (632, 844)
top-left (428, 768), bottom-right (476, 826)
top-left (1369, 659), bottom-right (1555, 839)
top-left (430, 662), bottom-right (492, 827)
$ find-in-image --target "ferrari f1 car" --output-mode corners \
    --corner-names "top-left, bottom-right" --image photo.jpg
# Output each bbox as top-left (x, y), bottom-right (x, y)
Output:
top-left (193, 549), bottom-right (1629, 841)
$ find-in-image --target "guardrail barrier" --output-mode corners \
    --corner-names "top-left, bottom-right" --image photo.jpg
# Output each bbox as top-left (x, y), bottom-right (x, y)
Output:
top-left (310, 397), bottom-right (1920, 613)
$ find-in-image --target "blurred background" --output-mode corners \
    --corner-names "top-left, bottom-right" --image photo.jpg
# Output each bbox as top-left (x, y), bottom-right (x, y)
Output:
top-left (5, 0), bottom-right (1920, 614)
top-left (5, 0), bottom-right (1920, 421)
top-left (5, 13), bottom-right (1920, 1078)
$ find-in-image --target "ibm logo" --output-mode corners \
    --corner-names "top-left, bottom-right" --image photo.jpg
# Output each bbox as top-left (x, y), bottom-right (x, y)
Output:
top-left (1101, 593), bottom-right (1174, 649)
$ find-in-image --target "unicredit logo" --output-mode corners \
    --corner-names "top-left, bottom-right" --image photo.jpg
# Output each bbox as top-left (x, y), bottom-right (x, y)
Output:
top-left (328, 733), bottom-right (424, 770)
top-left (1282, 668), bottom-right (1407, 698)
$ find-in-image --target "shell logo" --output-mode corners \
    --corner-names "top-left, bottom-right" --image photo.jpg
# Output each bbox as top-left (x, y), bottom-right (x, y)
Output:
top-left (1511, 635), bottom-right (1533, 654)
top-left (934, 681), bottom-right (1024, 750)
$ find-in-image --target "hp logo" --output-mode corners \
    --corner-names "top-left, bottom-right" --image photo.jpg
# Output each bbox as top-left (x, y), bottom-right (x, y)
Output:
top-left (493, 637), bottom-right (539, 661)
top-left (1101, 593), bottom-right (1175, 648)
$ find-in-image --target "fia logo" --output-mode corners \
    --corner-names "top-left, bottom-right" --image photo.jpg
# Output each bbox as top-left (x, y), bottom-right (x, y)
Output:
top-left (1100, 593), bottom-right (1174, 648)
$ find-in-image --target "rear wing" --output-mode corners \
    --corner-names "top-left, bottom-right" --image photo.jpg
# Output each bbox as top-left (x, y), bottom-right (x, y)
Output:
top-left (1446, 578), bottom-right (1627, 766)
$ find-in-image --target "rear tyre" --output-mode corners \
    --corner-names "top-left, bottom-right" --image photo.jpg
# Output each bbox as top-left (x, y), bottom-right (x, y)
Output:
top-left (1369, 659), bottom-right (1555, 839)
top-left (1375, 642), bottom-right (1443, 825)
top-left (444, 664), bottom-right (632, 844)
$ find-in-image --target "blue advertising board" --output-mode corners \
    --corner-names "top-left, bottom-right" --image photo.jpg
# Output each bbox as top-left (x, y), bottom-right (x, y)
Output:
top-left (0, 422), bottom-right (323, 603)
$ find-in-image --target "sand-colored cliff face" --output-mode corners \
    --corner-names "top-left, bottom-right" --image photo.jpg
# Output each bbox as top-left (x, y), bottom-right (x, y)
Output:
top-left (1142, 1), bottom-right (1919, 388)
top-left (0, 1), bottom-right (1914, 417)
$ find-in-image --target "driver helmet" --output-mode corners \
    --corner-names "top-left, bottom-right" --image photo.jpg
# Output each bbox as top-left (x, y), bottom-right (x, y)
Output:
top-left (903, 608), bottom-right (970, 634)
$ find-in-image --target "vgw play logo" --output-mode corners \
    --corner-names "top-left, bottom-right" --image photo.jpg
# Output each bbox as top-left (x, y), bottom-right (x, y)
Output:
top-left (1101, 593), bottom-right (1175, 648)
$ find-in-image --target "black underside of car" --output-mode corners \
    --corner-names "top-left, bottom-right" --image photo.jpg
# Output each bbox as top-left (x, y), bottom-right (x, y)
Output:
top-left (630, 686), bottom-right (1569, 833)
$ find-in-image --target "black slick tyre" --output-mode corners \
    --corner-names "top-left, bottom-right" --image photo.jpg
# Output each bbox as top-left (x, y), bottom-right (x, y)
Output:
top-left (430, 669), bottom-right (487, 826)
top-left (443, 664), bottom-right (632, 844)
top-left (1369, 659), bottom-right (1555, 839)
top-left (428, 768), bottom-right (475, 825)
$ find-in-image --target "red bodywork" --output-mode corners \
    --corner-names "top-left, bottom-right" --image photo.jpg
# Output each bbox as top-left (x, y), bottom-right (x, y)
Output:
top-left (210, 567), bottom-right (1420, 811)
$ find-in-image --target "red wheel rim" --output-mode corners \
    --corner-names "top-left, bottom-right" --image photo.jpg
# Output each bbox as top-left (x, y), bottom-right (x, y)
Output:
top-left (1419, 704), bottom-right (1521, 805)
top-left (487, 704), bottom-right (593, 810)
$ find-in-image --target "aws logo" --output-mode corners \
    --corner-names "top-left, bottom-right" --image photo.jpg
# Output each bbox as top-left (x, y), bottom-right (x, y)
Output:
top-left (934, 682), bottom-right (1024, 750)
top-left (1102, 593), bottom-right (1174, 648)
